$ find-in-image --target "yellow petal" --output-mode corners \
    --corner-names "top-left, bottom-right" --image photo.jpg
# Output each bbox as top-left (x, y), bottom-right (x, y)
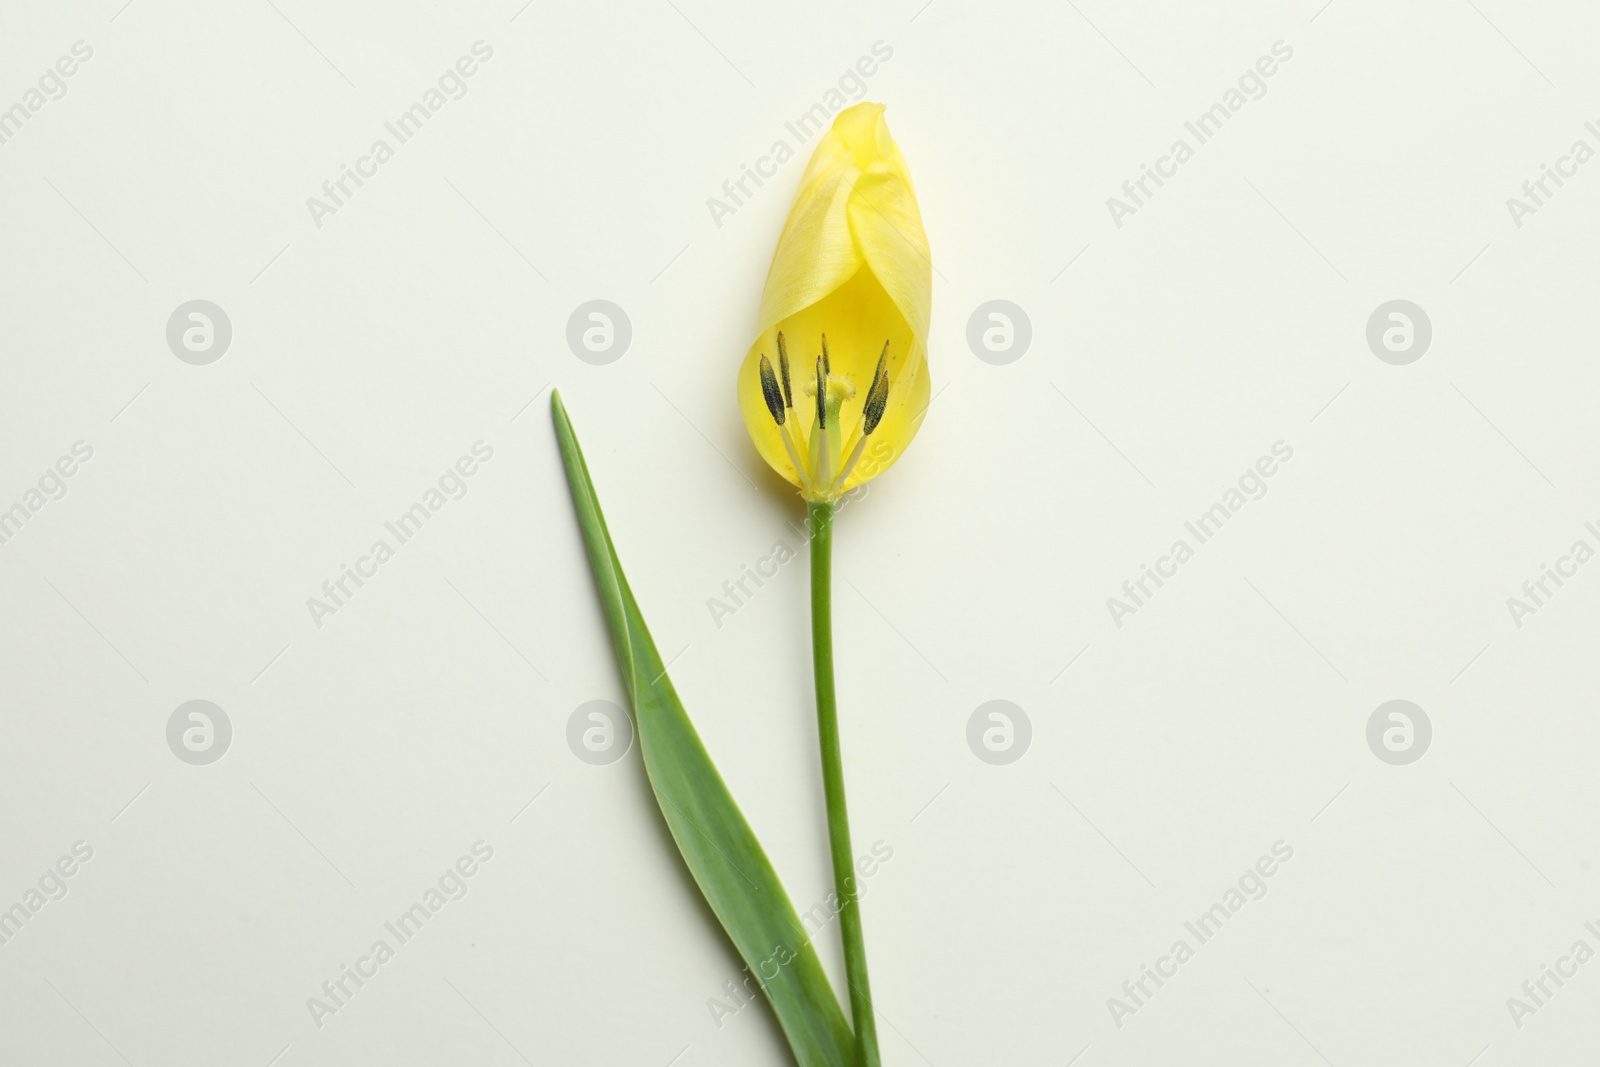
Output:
top-left (738, 102), bottom-right (931, 502)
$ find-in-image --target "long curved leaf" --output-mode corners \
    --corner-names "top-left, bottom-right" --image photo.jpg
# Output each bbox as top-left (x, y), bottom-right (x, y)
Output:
top-left (552, 390), bottom-right (855, 1067)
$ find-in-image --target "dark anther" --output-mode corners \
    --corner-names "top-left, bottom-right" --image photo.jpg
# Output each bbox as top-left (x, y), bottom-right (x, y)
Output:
top-left (815, 357), bottom-right (827, 429)
top-left (776, 332), bottom-right (793, 408)
top-left (867, 342), bottom-right (888, 395)
top-left (759, 355), bottom-right (786, 425)
top-left (862, 341), bottom-right (890, 435)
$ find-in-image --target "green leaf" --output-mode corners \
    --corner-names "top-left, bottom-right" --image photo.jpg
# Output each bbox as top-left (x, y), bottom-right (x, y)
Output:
top-left (551, 391), bottom-right (856, 1067)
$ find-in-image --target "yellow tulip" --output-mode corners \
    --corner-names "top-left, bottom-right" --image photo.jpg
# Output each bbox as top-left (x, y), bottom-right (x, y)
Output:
top-left (737, 102), bottom-right (931, 503)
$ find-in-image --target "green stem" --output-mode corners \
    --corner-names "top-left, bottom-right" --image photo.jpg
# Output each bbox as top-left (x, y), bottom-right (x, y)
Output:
top-left (808, 500), bottom-right (880, 1067)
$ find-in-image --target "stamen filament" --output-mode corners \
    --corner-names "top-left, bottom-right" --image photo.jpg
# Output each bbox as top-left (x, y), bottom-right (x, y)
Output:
top-left (769, 332), bottom-right (893, 500)
top-left (816, 417), bottom-right (832, 489)
top-left (780, 423), bottom-right (811, 490)
top-left (832, 341), bottom-right (891, 492)
top-left (832, 433), bottom-right (869, 491)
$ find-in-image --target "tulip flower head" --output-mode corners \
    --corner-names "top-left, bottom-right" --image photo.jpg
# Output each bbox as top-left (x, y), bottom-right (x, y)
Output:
top-left (738, 102), bottom-right (931, 503)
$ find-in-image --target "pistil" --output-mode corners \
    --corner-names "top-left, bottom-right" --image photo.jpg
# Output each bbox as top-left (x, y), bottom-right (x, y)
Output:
top-left (758, 331), bottom-right (891, 499)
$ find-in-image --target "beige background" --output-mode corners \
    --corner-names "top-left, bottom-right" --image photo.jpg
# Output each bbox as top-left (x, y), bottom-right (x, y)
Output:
top-left (2, 0), bottom-right (1598, 1064)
